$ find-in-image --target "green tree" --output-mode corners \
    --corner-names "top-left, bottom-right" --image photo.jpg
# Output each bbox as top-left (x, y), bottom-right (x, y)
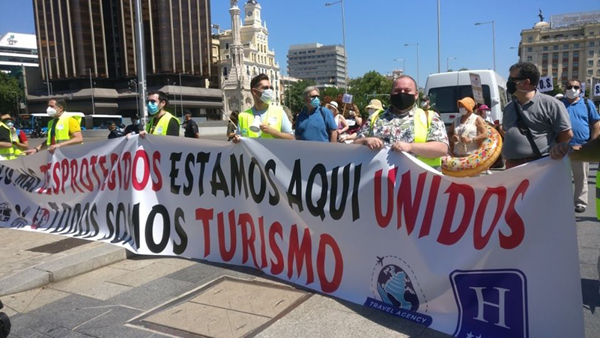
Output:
top-left (320, 86), bottom-right (345, 104)
top-left (347, 71), bottom-right (393, 113)
top-left (0, 72), bottom-right (22, 115)
top-left (283, 79), bottom-right (315, 113)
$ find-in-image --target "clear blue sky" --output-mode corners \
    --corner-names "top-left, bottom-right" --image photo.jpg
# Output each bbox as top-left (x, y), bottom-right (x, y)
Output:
top-left (2, 0), bottom-right (599, 85)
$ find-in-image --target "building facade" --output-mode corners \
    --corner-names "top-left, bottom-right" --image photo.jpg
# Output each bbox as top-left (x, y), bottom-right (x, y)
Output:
top-left (0, 32), bottom-right (38, 74)
top-left (518, 11), bottom-right (600, 95)
top-left (215, 0), bottom-right (282, 114)
top-left (29, 0), bottom-right (222, 119)
top-left (287, 43), bottom-right (347, 89)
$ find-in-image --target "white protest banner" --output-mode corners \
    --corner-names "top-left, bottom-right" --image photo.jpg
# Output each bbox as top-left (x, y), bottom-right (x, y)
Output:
top-left (594, 83), bottom-right (600, 98)
top-left (469, 73), bottom-right (485, 105)
top-left (0, 136), bottom-right (584, 337)
top-left (538, 76), bottom-right (554, 93)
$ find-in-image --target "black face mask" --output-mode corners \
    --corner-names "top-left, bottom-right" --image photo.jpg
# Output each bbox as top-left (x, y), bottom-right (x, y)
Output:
top-left (390, 93), bottom-right (416, 111)
top-left (506, 81), bottom-right (517, 95)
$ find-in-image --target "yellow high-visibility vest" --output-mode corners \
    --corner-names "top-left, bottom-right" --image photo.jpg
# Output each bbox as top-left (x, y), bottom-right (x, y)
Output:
top-left (238, 106), bottom-right (284, 139)
top-left (146, 112), bottom-right (179, 135)
top-left (46, 113), bottom-right (83, 145)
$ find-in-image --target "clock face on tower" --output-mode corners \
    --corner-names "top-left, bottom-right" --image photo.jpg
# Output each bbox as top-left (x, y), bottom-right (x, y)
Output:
top-left (247, 11), bottom-right (253, 17)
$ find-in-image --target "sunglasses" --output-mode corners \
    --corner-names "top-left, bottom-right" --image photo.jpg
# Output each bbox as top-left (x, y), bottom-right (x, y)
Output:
top-left (566, 85), bottom-right (580, 90)
top-left (508, 77), bottom-right (526, 82)
top-left (259, 86), bottom-right (274, 90)
top-left (148, 99), bottom-right (157, 104)
top-left (310, 95), bottom-right (320, 99)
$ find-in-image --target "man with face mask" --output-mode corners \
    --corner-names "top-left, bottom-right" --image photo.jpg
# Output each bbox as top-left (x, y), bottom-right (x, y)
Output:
top-left (0, 114), bottom-right (28, 160)
top-left (140, 91), bottom-right (180, 137)
top-left (233, 74), bottom-right (293, 143)
top-left (560, 79), bottom-right (600, 213)
top-left (502, 62), bottom-right (572, 169)
top-left (354, 75), bottom-right (449, 168)
top-left (294, 86), bottom-right (338, 142)
top-left (124, 115), bottom-right (142, 135)
top-left (25, 99), bottom-right (83, 155)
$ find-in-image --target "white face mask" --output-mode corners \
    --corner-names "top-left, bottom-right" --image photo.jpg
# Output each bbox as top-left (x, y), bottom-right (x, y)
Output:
top-left (420, 101), bottom-right (429, 109)
top-left (46, 107), bottom-right (57, 118)
top-left (459, 107), bottom-right (468, 116)
top-left (260, 89), bottom-right (274, 104)
top-left (566, 88), bottom-right (580, 99)
top-left (368, 108), bottom-right (376, 116)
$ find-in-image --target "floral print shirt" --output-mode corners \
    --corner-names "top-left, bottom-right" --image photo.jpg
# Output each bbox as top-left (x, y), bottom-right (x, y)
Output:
top-left (356, 107), bottom-right (449, 147)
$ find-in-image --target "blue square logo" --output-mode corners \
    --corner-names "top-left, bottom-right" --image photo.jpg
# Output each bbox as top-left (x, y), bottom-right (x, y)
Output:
top-left (450, 269), bottom-right (528, 338)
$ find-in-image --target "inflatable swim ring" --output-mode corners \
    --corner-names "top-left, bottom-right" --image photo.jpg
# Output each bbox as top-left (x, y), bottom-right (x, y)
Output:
top-left (442, 125), bottom-right (502, 177)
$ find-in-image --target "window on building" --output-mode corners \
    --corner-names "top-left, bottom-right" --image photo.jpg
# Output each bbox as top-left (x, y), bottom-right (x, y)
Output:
top-left (553, 45), bottom-right (558, 50)
top-left (552, 53), bottom-right (559, 60)
top-left (588, 70), bottom-right (593, 76)
top-left (563, 62), bottom-right (568, 69)
top-left (542, 54), bottom-right (548, 60)
top-left (573, 51), bottom-right (579, 58)
top-left (527, 47), bottom-right (533, 52)
top-left (528, 37), bottom-right (533, 43)
top-left (574, 43), bottom-right (580, 48)
top-left (563, 44), bottom-right (569, 49)
top-left (589, 60), bottom-right (594, 67)
top-left (590, 50), bottom-right (595, 57)
top-left (573, 61), bottom-right (579, 67)
top-left (223, 67), bottom-right (228, 77)
top-left (552, 72), bottom-right (558, 77)
top-left (591, 41), bottom-right (596, 47)
top-left (543, 46), bottom-right (548, 51)
top-left (597, 69), bottom-right (600, 76)
top-left (225, 43), bottom-right (229, 50)
top-left (527, 56), bottom-right (533, 62)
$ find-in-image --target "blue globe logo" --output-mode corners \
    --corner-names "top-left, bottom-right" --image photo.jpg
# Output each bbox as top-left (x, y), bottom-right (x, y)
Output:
top-left (377, 264), bottom-right (419, 311)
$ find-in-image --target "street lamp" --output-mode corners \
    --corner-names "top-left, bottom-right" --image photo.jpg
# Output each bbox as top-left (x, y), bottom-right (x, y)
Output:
top-left (129, 80), bottom-right (139, 116)
top-left (43, 56), bottom-right (57, 96)
top-left (87, 68), bottom-right (96, 115)
top-left (393, 58), bottom-right (405, 74)
top-left (179, 73), bottom-right (183, 119)
top-left (436, 0), bottom-right (441, 73)
top-left (447, 57), bottom-right (457, 72)
top-left (324, 0), bottom-right (348, 93)
top-left (474, 20), bottom-right (496, 72)
top-left (404, 43), bottom-right (420, 88)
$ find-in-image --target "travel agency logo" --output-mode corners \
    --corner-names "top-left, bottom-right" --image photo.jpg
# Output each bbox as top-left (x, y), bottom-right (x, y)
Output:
top-left (364, 255), bottom-right (432, 327)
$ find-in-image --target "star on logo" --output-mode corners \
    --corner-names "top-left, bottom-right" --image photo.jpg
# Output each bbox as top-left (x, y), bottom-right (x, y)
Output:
top-left (466, 332), bottom-right (474, 338)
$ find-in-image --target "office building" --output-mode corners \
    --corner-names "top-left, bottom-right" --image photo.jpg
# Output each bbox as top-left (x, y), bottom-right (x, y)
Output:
top-left (287, 43), bottom-right (347, 89)
top-left (518, 11), bottom-right (600, 96)
top-left (29, 0), bottom-right (222, 119)
top-left (0, 32), bottom-right (38, 74)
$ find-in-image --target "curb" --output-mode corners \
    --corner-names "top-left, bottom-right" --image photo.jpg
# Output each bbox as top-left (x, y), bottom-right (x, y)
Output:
top-left (0, 244), bottom-right (129, 297)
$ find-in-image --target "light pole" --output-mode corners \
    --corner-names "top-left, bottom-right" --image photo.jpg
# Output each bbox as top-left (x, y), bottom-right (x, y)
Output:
top-left (43, 56), bottom-right (57, 96)
top-left (393, 58), bottom-right (405, 75)
top-left (87, 68), bottom-right (96, 115)
top-left (475, 20), bottom-right (496, 72)
top-left (437, 0), bottom-right (441, 73)
top-left (325, 0), bottom-right (348, 93)
top-left (447, 57), bottom-right (457, 72)
top-left (129, 80), bottom-right (139, 116)
top-left (404, 43), bottom-right (420, 88)
top-left (134, 0), bottom-right (148, 124)
top-left (179, 73), bottom-right (183, 118)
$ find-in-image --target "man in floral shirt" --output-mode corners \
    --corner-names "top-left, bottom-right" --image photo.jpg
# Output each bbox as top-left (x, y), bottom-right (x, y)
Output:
top-left (355, 75), bottom-right (449, 168)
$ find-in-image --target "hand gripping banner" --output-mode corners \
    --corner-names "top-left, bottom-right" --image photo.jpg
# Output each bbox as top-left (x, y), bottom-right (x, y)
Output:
top-left (0, 136), bottom-right (584, 337)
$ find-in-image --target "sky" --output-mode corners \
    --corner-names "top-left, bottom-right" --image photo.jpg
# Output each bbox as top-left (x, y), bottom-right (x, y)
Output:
top-left (2, 0), bottom-right (599, 85)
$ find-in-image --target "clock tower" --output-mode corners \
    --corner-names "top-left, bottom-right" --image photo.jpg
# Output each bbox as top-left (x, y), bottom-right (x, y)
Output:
top-left (244, 0), bottom-right (262, 27)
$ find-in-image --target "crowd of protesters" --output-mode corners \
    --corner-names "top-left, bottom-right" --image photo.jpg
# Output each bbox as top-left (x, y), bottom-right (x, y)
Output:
top-left (2, 62), bottom-right (600, 217)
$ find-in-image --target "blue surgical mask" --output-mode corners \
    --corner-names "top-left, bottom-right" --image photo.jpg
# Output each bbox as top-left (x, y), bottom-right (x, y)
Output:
top-left (5, 121), bottom-right (14, 128)
top-left (147, 102), bottom-right (159, 115)
top-left (310, 97), bottom-right (320, 108)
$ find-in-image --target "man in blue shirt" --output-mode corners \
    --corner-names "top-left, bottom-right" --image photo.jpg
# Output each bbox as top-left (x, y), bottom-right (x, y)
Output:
top-left (562, 79), bottom-right (600, 213)
top-left (294, 86), bottom-right (338, 142)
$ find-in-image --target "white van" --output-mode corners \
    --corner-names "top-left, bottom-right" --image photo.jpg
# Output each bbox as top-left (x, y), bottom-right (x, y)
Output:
top-left (424, 70), bottom-right (508, 126)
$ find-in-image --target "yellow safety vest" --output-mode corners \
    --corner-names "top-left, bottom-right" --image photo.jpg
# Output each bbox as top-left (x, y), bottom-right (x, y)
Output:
top-left (10, 129), bottom-right (22, 156)
top-left (371, 108), bottom-right (442, 167)
top-left (414, 108), bottom-right (442, 167)
top-left (46, 113), bottom-right (83, 146)
top-left (238, 105), bottom-right (284, 139)
top-left (0, 122), bottom-right (17, 160)
top-left (146, 111), bottom-right (179, 135)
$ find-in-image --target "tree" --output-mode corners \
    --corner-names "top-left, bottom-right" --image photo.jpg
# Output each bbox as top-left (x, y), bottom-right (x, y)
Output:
top-left (321, 86), bottom-right (345, 105)
top-left (347, 71), bottom-right (393, 113)
top-left (0, 72), bottom-right (22, 115)
top-left (283, 79), bottom-right (314, 113)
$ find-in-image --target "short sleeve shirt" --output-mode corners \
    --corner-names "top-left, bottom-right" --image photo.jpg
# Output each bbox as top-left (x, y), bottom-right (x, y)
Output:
top-left (50, 117), bottom-right (81, 145)
top-left (356, 107), bottom-right (449, 147)
top-left (294, 106), bottom-right (337, 142)
top-left (562, 98), bottom-right (600, 145)
top-left (502, 91), bottom-right (571, 160)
